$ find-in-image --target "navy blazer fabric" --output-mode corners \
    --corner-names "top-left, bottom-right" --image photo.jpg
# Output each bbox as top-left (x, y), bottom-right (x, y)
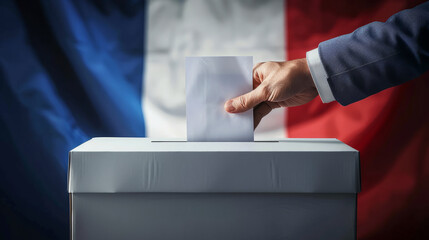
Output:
top-left (318, 2), bottom-right (429, 105)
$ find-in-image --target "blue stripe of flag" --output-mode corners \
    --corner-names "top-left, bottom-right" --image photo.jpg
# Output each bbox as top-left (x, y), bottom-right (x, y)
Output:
top-left (0, 0), bottom-right (146, 238)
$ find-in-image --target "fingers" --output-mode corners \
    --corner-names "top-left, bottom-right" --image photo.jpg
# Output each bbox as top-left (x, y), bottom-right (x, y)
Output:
top-left (224, 85), bottom-right (268, 113)
top-left (253, 101), bottom-right (281, 129)
top-left (224, 62), bottom-right (267, 113)
top-left (252, 62), bottom-right (265, 87)
top-left (253, 102), bottom-right (272, 129)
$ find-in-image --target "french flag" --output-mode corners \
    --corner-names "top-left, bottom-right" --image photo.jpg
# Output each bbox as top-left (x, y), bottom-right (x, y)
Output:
top-left (0, 0), bottom-right (428, 239)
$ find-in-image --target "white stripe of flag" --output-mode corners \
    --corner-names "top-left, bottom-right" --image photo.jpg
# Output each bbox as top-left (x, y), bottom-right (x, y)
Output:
top-left (143, 0), bottom-right (287, 140)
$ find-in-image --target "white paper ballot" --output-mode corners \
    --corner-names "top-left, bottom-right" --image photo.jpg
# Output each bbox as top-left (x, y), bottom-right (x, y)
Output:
top-left (186, 56), bottom-right (254, 142)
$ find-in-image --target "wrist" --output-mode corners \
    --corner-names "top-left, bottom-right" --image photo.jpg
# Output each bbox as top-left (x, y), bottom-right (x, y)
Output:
top-left (296, 58), bottom-right (316, 90)
top-left (306, 48), bottom-right (335, 103)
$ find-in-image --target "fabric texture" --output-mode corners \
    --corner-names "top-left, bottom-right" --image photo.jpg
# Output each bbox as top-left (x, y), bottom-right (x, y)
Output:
top-left (0, 1), bottom-right (145, 239)
top-left (287, 0), bottom-right (429, 239)
top-left (1, 0), bottom-right (429, 239)
top-left (306, 48), bottom-right (335, 103)
top-left (318, 1), bottom-right (429, 105)
top-left (143, 0), bottom-right (286, 140)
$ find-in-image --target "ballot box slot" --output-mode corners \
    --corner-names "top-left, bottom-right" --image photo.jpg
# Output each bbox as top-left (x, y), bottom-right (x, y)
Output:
top-left (150, 140), bottom-right (279, 143)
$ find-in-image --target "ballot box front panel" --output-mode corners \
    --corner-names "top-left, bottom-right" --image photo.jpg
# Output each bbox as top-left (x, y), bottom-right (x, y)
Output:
top-left (71, 193), bottom-right (356, 240)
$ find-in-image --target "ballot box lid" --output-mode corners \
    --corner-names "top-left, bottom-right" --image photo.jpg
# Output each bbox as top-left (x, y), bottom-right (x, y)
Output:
top-left (68, 138), bottom-right (360, 193)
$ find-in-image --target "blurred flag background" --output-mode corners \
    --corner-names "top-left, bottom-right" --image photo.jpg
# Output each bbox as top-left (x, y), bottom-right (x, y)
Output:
top-left (1, 0), bottom-right (428, 239)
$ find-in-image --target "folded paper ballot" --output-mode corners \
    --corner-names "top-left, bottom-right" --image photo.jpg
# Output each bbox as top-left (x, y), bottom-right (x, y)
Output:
top-left (186, 56), bottom-right (254, 142)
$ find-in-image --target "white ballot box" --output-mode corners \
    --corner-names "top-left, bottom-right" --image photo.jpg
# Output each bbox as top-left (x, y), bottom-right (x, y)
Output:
top-left (68, 138), bottom-right (360, 240)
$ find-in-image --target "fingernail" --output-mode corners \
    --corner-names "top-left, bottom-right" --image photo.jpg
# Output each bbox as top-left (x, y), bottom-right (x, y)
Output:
top-left (224, 100), bottom-right (235, 112)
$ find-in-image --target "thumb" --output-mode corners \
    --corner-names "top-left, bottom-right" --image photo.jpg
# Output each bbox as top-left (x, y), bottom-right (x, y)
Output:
top-left (224, 86), bottom-right (268, 113)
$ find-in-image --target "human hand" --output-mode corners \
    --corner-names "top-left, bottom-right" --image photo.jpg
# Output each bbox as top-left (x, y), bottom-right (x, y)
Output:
top-left (224, 59), bottom-right (318, 129)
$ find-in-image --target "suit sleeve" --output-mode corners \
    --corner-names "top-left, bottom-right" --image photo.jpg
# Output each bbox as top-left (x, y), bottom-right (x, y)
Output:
top-left (318, 2), bottom-right (429, 106)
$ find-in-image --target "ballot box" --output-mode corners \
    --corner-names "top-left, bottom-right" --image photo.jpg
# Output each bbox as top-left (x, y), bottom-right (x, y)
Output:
top-left (68, 138), bottom-right (360, 240)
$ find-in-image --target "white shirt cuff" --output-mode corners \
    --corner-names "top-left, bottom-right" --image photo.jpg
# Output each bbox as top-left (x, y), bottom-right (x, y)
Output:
top-left (306, 48), bottom-right (335, 103)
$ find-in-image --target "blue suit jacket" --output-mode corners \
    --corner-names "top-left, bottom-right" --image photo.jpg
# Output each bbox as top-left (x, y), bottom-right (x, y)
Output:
top-left (318, 2), bottom-right (429, 105)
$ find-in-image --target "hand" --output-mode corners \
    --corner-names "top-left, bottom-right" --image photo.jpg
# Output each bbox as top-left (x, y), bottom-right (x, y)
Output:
top-left (224, 59), bottom-right (318, 129)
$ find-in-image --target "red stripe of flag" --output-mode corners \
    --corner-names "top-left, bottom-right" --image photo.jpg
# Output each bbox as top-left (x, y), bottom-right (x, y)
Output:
top-left (286, 0), bottom-right (429, 239)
